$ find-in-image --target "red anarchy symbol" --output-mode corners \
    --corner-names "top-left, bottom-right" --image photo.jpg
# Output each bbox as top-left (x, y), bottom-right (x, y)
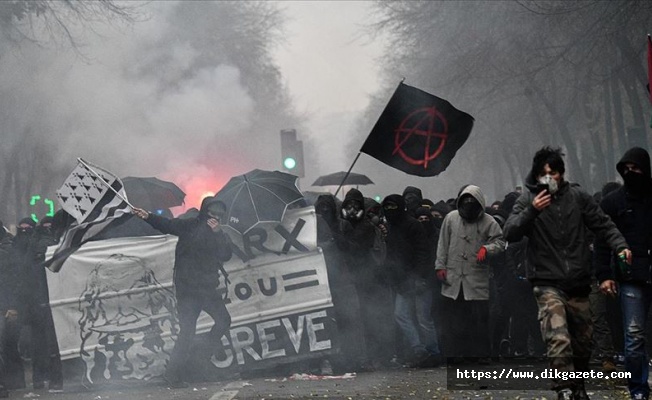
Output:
top-left (392, 106), bottom-right (448, 169)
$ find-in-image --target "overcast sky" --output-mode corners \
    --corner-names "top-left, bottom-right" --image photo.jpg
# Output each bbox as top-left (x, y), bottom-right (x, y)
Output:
top-left (272, 1), bottom-right (385, 185)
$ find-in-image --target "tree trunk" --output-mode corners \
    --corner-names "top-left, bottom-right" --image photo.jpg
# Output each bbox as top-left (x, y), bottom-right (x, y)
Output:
top-left (618, 72), bottom-right (648, 149)
top-left (610, 76), bottom-right (628, 157)
top-left (602, 78), bottom-right (615, 182)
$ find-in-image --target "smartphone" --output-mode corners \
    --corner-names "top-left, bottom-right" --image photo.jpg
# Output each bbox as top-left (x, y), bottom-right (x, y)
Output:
top-left (536, 183), bottom-right (549, 193)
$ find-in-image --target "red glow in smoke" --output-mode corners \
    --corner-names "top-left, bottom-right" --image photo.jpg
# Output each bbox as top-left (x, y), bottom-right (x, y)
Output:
top-left (163, 163), bottom-right (251, 216)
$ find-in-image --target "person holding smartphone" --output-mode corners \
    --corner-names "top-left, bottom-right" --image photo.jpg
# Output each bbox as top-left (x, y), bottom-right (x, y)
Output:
top-left (504, 147), bottom-right (631, 400)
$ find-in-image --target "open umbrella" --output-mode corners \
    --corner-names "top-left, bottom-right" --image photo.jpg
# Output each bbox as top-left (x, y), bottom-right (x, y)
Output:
top-left (215, 169), bottom-right (303, 235)
top-left (122, 177), bottom-right (185, 211)
top-left (312, 171), bottom-right (374, 186)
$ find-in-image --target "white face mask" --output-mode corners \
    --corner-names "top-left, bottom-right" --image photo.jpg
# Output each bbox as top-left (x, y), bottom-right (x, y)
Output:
top-left (538, 174), bottom-right (559, 194)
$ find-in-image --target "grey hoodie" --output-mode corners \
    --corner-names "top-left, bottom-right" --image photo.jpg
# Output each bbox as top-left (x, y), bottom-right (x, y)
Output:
top-left (435, 185), bottom-right (505, 300)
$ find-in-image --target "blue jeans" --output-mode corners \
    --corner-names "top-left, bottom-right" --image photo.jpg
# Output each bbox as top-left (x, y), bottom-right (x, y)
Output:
top-left (394, 277), bottom-right (440, 358)
top-left (620, 282), bottom-right (652, 399)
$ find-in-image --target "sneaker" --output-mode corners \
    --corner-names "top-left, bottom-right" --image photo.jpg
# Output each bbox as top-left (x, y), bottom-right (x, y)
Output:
top-left (572, 385), bottom-right (590, 400)
top-left (49, 382), bottom-right (64, 393)
top-left (163, 373), bottom-right (189, 389)
top-left (557, 388), bottom-right (573, 400)
top-left (513, 350), bottom-right (527, 359)
top-left (477, 357), bottom-right (492, 365)
top-left (418, 354), bottom-right (443, 368)
top-left (320, 359), bottom-right (333, 375)
top-left (632, 393), bottom-right (648, 400)
top-left (403, 352), bottom-right (430, 368)
top-left (602, 359), bottom-right (617, 373)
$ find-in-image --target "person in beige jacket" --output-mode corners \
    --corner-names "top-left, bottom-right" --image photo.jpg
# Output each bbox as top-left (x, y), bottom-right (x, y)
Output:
top-left (435, 185), bottom-right (504, 362)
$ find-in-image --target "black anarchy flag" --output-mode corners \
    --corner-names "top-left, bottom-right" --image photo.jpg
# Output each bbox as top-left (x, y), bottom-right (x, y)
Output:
top-left (360, 83), bottom-right (474, 177)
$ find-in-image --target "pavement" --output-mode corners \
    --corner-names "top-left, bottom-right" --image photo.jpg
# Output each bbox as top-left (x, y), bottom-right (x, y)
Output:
top-left (2, 358), bottom-right (636, 400)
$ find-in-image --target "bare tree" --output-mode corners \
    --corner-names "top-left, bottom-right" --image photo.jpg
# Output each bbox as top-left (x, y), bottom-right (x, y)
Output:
top-left (365, 0), bottom-right (652, 196)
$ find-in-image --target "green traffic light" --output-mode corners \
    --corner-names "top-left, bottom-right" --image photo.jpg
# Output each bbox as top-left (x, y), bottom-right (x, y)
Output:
top-left (284, 157), bottom-right (297, 170)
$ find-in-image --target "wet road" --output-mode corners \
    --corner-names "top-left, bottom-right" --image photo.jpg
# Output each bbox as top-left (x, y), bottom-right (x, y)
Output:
top-left (5, 360), bottom-right (634, 400)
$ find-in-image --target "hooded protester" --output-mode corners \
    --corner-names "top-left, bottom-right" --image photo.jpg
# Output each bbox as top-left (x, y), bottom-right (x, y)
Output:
top-left (364, 197), bottom-right (385, 229)
top-left (314, 194), bottom-right (366, 373)
top-left (415, 207), bottom-right (438, 260)
top-left (504, 146), bottom-right (630, 400)
top-left (133, 196), bottom-right (233, 388)
top-left (10, 218), bottom-right (35, 380)
top-left (402, 186), bottom-right (423, 217)
top-left (339, 189), bottom-right (376, 270)
top-left (0, 220), bottom-right (24, 396)
top-left (430, 200), bottom-right (451, 227)
top-left (364, 196), bottom-right (389, 248)
top-left (595, 147), bottom-right (652, 400)
top-left (382, 194), bottom-right (441, 368)
top-left (338, 189), bottom-right (392, 370)
top-left (12, 218), bottom-right (35, 268)
top-left (21, 217), bottom-right (63, 391)
top-left (435, 185), bottom-right (504, 363)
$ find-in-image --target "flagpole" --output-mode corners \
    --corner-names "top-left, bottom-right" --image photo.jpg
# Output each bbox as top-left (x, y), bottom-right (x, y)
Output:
top-left (334, 152), bottom-right (362, 197)
top-left (76, 158), bottom-right (134, 209)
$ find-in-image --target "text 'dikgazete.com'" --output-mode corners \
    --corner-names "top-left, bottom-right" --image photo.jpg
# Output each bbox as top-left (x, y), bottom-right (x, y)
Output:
top-left (446, 359), bottom-right (631, 390)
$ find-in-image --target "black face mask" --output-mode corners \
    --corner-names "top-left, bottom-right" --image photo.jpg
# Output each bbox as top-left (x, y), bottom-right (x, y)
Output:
top-left (623, 170), bottom-right (650, 194)
top-left (459, 201), bottom-right (482, 221)
top-left (432, 217), bottom-right (443, 229)
top-left (17, 227), bottom-right (33, 237)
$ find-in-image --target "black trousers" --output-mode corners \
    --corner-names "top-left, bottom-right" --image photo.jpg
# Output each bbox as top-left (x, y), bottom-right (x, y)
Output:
top-left (167, 290), bottom-right (231, 381)
top-left (0, 316), bottom-right (25, 390)
top-left (443, 296), bottom-right (490, 358)
top-left (25, 304), bottom-right (63, 387)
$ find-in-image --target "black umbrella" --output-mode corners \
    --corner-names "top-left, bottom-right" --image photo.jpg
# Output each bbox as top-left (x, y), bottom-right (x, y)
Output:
top-left (215, 169), bottom-right (303, 235)
top-left (122, 177), bottom-right (185, 210)
top-left (312, 171), bottom-right (374, 186)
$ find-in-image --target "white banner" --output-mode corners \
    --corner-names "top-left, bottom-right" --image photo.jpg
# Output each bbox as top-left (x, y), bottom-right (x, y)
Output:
top-left (46, 207), bottom-right (333, 383)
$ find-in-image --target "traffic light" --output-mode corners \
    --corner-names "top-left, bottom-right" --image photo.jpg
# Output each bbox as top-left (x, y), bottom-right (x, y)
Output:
top-left (280, 129), bottom-right (305, 177)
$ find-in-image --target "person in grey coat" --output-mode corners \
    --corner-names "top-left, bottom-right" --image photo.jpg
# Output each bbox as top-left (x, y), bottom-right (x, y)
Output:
top-left (435, 185), bottom-right (504, 362)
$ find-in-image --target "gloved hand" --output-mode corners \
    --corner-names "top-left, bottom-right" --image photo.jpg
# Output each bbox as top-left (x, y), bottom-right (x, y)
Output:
top-left (436, 269), bottom-right (447, 282)
top-left (476, 246), bottom-right (487, 263)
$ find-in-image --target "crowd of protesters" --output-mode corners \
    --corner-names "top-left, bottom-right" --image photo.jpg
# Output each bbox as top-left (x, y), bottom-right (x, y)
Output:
top-left (313, 145), bottom-right (652, 400)
top-left (0, 216), bottom-right (63, 398)
top-left (3, 145), bottom-right (652, 400)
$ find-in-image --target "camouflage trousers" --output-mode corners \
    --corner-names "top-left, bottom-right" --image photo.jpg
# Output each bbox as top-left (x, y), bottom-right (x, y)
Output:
top-left (533, 286), bottom-right (593, 389)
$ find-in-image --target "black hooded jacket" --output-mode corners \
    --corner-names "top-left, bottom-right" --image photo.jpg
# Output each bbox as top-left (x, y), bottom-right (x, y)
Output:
top-left (315, 194), bottom-right (340, 244)
top-left (0, 232), bottom-right (20, 313)
top-left (504, 172), bottom-right (627, 293)
top-left (144, 196), bottom-right (232, 297)
top-left (340, 189), bottom-right (376, 256)
top-left (339, 189), bottom-right (376, 283)
top-left (382, 194), bottom-right (432, 286)
top-left (402, 186), bottom-right (423, 216)
top-left (314, 194), bottom-right (354, 288)
top-left (596, 147), bottom-right (652, 283)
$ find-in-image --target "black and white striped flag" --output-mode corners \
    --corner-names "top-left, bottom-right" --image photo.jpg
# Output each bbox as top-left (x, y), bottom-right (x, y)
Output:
top-left (45, 159), bottom-right (131, 272)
